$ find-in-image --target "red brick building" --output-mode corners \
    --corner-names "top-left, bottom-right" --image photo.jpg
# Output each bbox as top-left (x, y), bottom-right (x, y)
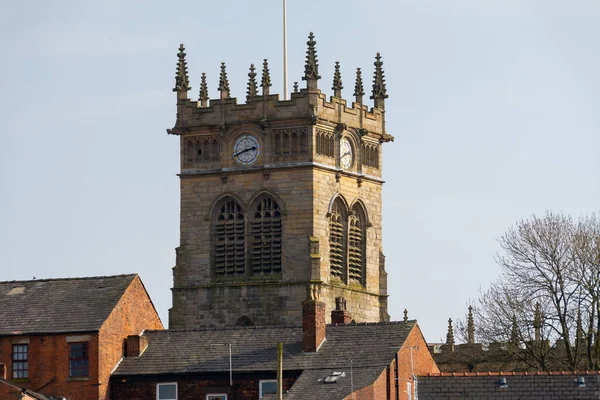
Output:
top-left (0, 274), bottom-right (164, 400)
top-left (110, 297), bottom-right (439, 400)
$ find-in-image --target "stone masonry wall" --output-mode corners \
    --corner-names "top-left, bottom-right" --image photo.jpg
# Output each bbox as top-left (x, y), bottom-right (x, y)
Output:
top-left (169, 77), bottom-right (391, 328)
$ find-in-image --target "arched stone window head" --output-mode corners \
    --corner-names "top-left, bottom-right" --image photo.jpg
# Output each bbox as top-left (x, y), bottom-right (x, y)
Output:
top-left (214, 198), bottom-right (245, 277)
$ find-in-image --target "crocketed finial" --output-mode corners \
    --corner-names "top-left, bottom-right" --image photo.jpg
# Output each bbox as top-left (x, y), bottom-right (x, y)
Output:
top-left (467, 306), bottom-right (475, 344)
top-left (247, 64), bottom-right (258, 100)
top-left (198, 72), bottom-right (209, 107)
top-left (534, 302), bottom-right (542, 342)
top-left (302, 32), bottom-right (320, 88)
top-left (446, 318), bottom-right (455, 346)
top-left (261, 59), bottom-right (271, 95)
top-left (371, 52), bottom-right (388, 109)
top-left (354, 68), bottom-right (365, 104)
top-left (218, 62), bottom-right (230, 99)
top-left (577, 309), bottom-right (585, 342)
top-left (173, 44), bottom-right (191, 94)
top-left (510, 314), bottom-right (519, 346)
top-left (403, 309), bottom-right (408, 323)
top-left (293, 81), bottom-right (299, 92)
top-left (332, 61), bottom-right (343, 98)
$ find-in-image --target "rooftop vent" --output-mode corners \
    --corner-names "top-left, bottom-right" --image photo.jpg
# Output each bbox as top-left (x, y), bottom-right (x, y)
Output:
top-left (323, 371), bottom-right (346, 384)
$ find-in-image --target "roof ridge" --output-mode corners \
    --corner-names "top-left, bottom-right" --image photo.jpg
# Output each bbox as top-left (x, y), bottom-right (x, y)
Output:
top-left (424, 371), bottom-right (600, 377)
top-left (0, 273), bottom-right (138, 285)
top-left (145, 324), bottom-right (303, 333)
top-left (328, 320), bottom-right (415, 327)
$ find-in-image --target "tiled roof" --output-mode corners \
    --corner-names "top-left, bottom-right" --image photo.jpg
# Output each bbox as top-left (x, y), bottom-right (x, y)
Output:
top-left (114, 321), bottom-right (415, 399)
top-left (0, 274), bottom-right (137, 335)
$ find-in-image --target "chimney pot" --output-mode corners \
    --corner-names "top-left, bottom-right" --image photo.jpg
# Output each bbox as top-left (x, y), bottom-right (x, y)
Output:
top-left (332, 297), bottom-right (352, 324)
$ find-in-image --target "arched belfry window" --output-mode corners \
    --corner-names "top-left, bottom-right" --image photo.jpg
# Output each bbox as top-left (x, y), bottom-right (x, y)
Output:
top-left (329, 199), bottom-right (347, 279)
top-left (214, 198), bottom-right (245, 277)
top-left (348, 205), bottom-right (366, 283)
top-left (250, 196), bottom-right (282, 275)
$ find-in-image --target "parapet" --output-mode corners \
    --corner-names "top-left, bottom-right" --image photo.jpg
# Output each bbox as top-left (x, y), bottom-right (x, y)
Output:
top-left (168, 33), bottom-right (394, 144)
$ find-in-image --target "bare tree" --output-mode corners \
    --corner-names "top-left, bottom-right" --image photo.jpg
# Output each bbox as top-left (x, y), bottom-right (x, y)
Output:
top-left (463, 211), bottom-right (600, 371)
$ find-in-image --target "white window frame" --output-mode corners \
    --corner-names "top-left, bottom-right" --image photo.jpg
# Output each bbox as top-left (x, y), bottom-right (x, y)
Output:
top-left (259, 379), bottom-right (278, 398)
top-left (206, 394), bottom-right (228, 400)
top-left (407, 382), bottom-right (412, 400)
top-left (156, 382), bottom-right (177, 400)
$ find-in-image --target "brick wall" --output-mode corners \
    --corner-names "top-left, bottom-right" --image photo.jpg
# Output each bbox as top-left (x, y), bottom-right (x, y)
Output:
top-left (302, 300), bottom-right (326, 352)
top-left (419, 372), bottom-right (600, 400)
top-left (394, 323), bottom-right (440, 400)
top-left (98, 275), bottom-right (164, 399)
top-left (0, 380), bottom-right (22, 400)
top-left (0, 333), bottom-right (100, 400)
top-left (345, 367), bottom-right (388, 400)
top-left (111, 374), bottom-right (297, 400)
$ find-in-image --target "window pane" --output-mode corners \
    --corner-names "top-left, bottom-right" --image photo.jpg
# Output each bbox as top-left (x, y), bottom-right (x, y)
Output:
top-left (261, 381), bottom-right (277, 395)
top-left (207, 396), bottom-right (226, 400)
top-left (158, 384), bottom-right (176, 399)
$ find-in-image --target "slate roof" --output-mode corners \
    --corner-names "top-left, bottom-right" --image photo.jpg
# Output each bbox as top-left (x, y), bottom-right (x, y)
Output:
top-left (0, 274), bottom-right (137, 335)
top-left (114, 326), bottom-right (312, 375)
top-left (113, 321), bottom-right (416, 399)
top-left (285, 322), bottom-right (414, 399)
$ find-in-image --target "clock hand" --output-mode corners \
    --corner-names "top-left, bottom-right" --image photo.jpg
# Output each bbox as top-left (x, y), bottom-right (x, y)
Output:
top-left (234, 146), bottom-right (257, 158)
top-left (341, 151), bottom-right (350, 158)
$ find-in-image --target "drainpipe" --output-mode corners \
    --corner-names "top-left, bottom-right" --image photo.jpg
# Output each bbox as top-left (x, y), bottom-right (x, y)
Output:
top-left (394, 353), bottom-right (399, 400)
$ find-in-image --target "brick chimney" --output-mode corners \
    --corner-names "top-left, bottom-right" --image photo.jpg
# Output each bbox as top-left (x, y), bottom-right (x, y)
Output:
top-left (0, 363), bottom-right (5, 380)
top-left (126, 334), bottom-right (148, 357)
top-left (331, 296), bottom-right (352, 324)
top-left (302, 283), bottom-right (326, 352)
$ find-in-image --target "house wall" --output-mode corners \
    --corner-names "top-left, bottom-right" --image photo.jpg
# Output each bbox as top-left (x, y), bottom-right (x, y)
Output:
top-left (395, 324), bottom-right (440, 399)
top-left (98, 275), bottom-right (164, 400)
top-left (110, 374), bottom-right (298, 400)
top-left (345, 369), bottom-right (388, 400)
top-left (0, 333), bottom-right (100, 400)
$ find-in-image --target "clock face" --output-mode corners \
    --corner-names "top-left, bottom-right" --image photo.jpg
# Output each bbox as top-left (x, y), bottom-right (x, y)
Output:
top-left (340, 137), bottom-right (353, 170)
top-left (232, 134), bottom-right (261, 166)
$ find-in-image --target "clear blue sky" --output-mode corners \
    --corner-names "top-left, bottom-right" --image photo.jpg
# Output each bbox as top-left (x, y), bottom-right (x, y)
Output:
top-left (1, 0), bottom-right (598, 342)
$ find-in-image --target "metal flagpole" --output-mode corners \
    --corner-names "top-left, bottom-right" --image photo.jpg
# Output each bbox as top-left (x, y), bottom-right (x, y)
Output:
top-left (283, 0), bottom-right (288, 100)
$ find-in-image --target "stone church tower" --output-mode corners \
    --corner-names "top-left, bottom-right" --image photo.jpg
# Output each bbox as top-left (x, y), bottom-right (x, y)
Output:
top-left (168, 33), bottom-right (393, 329)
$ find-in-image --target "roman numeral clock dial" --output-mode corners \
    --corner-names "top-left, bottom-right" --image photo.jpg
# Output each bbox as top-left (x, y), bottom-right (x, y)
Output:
top-left (232, 134), bottom-right (260, 166)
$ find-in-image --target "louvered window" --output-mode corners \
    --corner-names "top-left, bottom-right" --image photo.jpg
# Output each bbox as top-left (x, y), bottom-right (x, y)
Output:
top-left (250, 197), bottom-right (282, 275)
top-left (214, 199), bottom-right (245, 276)
top-left (316, 129), bottom-right (335, 158)
top-left (348, 213), bottom-right (364, 282)
top-left (329, 201), bottom-right (346, 279)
